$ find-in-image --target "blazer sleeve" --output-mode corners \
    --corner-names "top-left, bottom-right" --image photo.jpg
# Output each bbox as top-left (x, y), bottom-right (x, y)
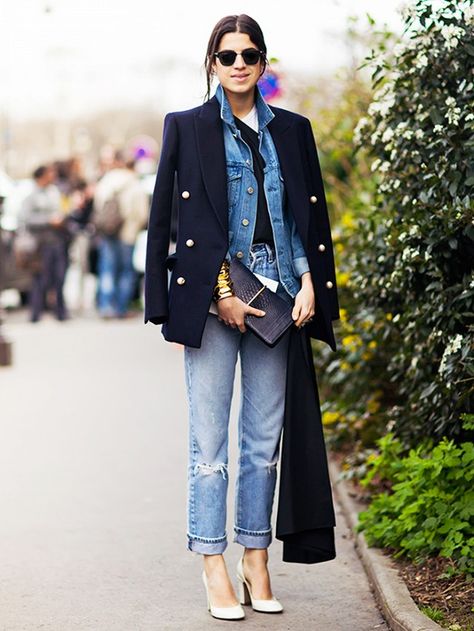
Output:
top-left (303, 118), bottom-right (340, 321)
top-left (144, 113), bottom-right (179, 324)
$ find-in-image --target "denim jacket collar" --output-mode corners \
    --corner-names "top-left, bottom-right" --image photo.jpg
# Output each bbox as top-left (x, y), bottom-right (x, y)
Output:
top-left (214, 83), bottom-right (274, 131)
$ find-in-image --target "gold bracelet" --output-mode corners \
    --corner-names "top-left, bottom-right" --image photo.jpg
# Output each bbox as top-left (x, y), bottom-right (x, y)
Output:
top-left (213, 260), bottom-right (235, 301)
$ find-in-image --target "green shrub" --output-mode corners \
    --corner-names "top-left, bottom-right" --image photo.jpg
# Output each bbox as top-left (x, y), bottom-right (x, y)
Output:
top-left (352, 0), bottom-right (474, 443)
top-left (356, 416), bottom-right (474, 575)
top-left (318, 0), bottom-right (474, 452)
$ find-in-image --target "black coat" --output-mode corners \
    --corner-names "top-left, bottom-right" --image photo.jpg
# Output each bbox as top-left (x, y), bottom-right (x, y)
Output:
top-left (145, 94), bottom-right (339, 563)
top-left (145, 95), bottom-right (339, 350)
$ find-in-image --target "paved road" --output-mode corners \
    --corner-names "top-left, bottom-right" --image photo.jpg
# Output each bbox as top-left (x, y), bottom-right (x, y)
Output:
top-left (0, 315), bottom-right (388, 631)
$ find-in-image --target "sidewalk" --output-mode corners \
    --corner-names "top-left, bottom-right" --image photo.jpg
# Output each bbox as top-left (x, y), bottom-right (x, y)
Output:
top-left (0, 315), bottom-right (388, 630)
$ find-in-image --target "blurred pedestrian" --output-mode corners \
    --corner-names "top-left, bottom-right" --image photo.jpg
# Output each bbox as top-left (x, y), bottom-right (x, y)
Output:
top-left (145, 14), bottom-right (339, 621)
top-left (93, 153), bottom-right (148, 318)
top-left (19, 164), bottom-right (69, 322)
top-left (67, 180), bottom-right (95, 311)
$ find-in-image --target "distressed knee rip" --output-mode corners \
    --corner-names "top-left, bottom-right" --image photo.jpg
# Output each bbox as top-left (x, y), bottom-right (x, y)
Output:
top-left (194, 462), bottom-right (228, 480)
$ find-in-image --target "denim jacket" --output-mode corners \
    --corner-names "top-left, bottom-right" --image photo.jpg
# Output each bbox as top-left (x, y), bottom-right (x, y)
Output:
top-left (215, 83), bottom-right (309, 298)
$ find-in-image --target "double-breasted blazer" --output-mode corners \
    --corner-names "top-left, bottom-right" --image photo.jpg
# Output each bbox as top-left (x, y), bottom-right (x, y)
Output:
top-left (145, 93), bottom-right (339, 564)
top-left (144, 94), bottom-right (340, 350)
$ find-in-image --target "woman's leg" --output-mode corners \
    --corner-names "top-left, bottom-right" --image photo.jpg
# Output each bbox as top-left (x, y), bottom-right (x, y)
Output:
top-left (116, 241), bottom-right (136, 317)
top-left (234, 242), bottom-right (292, 598)
top-left (184, 313), bottom-right (242, 607)
top-left (184, 313), bottom-right (240, 554)
top-left (234, 327), bottom-right (290, 549)
top-left (97, 237), bottom-right (118, 317)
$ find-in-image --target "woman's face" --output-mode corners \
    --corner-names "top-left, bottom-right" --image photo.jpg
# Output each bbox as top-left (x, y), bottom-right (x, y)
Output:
top-left (212, 31), bottom-right (264, 97)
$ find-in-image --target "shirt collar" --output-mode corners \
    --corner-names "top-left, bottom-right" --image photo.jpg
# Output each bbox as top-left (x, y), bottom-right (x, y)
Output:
top-left (214, 82), bottom-right (274, 131)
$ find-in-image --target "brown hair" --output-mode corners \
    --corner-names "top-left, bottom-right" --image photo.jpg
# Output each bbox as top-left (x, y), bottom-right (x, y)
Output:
top-left (204, 14), bottom-right (268, 100)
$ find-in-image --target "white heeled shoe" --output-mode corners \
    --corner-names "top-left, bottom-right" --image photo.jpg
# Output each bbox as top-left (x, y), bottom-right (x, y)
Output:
top-left (236, 557), bottom-right (283, 613)
top-left (202, 570), bottom-right (245, 620)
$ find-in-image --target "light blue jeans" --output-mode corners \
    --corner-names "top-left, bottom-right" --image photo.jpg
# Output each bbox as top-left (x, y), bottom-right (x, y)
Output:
top-left (184, 243), bottom-right (294, 554)
top-left (97, 237), bottom-right (137, 317)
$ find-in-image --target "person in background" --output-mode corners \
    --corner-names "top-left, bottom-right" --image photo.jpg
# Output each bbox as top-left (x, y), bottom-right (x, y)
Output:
top-left (93, 153), bottom-right (149, 318)
top-left (67, 180), bottom-right (96, 312)
top-left (19, 164), bottom-right (69, 322)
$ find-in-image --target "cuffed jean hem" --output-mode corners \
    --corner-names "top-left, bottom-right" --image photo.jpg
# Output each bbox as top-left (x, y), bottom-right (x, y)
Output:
top-left (187, 534), bottom-right (228, 555)
top-left (233, 527), bottom-right (272, 549)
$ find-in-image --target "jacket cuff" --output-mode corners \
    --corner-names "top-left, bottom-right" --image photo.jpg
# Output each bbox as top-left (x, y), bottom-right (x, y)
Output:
top-left (293, 255), bottom-right (310, 278)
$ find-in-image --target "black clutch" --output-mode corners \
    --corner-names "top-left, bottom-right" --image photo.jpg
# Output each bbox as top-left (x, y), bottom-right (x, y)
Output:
top-left (229, 257), bottom-right (294, 347)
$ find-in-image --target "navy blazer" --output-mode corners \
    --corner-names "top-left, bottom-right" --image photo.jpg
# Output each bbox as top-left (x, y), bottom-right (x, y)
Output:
top-left (144, 95), bottom-right (340, 350)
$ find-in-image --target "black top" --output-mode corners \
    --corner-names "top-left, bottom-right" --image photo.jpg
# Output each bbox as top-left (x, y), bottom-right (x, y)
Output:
top-left (234, 116), bottom-right (274, 245)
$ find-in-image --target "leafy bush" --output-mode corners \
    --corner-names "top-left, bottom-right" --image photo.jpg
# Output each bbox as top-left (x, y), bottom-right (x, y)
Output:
top-left (317, 0), bottom-right (474, 451)
top-left (356, 416), bottom-right (474, 575)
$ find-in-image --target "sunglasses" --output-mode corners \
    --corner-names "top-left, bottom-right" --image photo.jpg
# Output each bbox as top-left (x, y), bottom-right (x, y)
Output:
top-left (214, 48), bottom-right (264, 66)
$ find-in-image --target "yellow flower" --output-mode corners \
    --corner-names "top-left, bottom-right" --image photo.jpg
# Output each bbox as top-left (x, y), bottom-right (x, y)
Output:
top-left (322, 411), bottom-right (340, 425)
top-left (341, 211), bottom-right (356, 230)
top-left (340, 361), bottom-right (351, 371)
top-left (336, 271), bottom-right (350, 287)
top-left (367, 398), bottom-right (381, 413)
top-left (362, 352), bottom-right (372, 361)
top-left (342, 334), bottom-right (362, 350)
top-left (339, 308), bottom-right (348, 322)
top-left (386, 313), bottom-right (393, 321)
top-left (335, 242), bottom-right (344, 253)
top-left (368, 340), bottom-right (377, 349)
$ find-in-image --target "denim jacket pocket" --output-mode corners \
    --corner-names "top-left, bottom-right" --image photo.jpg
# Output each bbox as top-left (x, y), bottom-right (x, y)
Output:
top-left (227, 167), bottom-right (243, 209)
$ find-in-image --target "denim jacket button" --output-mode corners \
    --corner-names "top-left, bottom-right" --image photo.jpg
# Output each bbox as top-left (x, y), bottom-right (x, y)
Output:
top-left (318, 243), bottom-right (326, 252)
top-left (242, 219), bottom-right (249, 226)
top-left (310, 195), bottom-right (317, 204)
top-left (236, 251), bottom-right (244, 259)
top-left (247, 186), bottom-right (254, 194)
top-left (181, 190), bottom-right (190, 199)
top-left (326, 280), bottom-right (333, 289)
top-left (177, 277), bottom-right (186, 285)
top-left (186, 239), bottom-right (195, 247)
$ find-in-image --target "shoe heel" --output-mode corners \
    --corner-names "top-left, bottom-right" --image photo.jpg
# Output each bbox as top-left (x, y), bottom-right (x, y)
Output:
top-left (237, 577), bottom-right (251, 606)
top-left (202, 571), bottom-right (211, 611)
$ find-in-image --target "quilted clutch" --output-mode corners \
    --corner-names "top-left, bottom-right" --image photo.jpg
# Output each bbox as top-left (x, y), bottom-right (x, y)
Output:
top-left (229, 257), bottom-right (294, 347)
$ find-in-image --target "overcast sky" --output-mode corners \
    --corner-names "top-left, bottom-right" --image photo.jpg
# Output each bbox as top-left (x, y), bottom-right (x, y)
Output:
top-left (1, 0), bottom-right (405, 119)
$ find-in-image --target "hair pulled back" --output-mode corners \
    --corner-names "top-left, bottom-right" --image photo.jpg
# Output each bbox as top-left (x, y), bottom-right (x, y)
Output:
top-left (204, 14), bottom-right (268, 100)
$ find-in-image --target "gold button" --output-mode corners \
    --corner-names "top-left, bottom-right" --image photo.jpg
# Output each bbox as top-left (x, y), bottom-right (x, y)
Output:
top-left (310, 195), bottom-right (317, 204)
top-left (326, 280), bottom-right (333, 289)
top-left (247, 186), bottom-right (254, 194)
top-left (181, 190), bottom-right (190, 199)
top-left (242, 219), bottom-right (249, 226)
top-left (177, 277), bottom-right (186, 285)
top-left (318, 243), bottom-right (326, 252)
top-left (236, 251), bottom-right (244, 259)
top-left (186, 239), bottom-right (194, 247)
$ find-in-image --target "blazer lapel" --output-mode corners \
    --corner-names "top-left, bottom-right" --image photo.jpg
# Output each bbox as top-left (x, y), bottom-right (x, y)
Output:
top-left (268, 112), bottom-right (310, 250)
top-left (194, 97), bottom-right (228, 236)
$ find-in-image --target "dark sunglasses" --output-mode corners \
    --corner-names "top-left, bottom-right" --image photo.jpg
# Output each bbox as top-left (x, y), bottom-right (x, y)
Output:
top-left (214, 48), bottom-right (264, 66)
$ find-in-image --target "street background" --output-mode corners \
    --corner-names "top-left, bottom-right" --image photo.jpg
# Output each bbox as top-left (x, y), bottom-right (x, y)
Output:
top-left (0, 315), bottom-right (387, 630)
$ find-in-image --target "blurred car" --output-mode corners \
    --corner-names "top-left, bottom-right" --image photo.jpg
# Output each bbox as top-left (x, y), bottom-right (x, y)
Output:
top-left (0, 176), bottom-right (34, 298)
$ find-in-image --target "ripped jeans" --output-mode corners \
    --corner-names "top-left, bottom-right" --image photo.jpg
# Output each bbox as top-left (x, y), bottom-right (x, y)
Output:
top-left (184, 243), bottom-right (293, 554)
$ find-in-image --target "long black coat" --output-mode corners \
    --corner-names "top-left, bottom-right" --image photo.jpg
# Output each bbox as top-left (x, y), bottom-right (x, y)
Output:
top-left (145, 94), bottom-right (339, 563)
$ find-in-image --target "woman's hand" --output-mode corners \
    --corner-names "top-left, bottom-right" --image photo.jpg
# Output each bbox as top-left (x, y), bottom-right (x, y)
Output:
top-left (292, 272), bottom-right (315, 328)
top-left (217, 296), bottom-right (265, 333)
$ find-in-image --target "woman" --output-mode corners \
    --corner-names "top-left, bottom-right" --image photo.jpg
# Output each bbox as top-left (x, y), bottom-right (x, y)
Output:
top-left (145, 14), bottom-right (339, 621)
